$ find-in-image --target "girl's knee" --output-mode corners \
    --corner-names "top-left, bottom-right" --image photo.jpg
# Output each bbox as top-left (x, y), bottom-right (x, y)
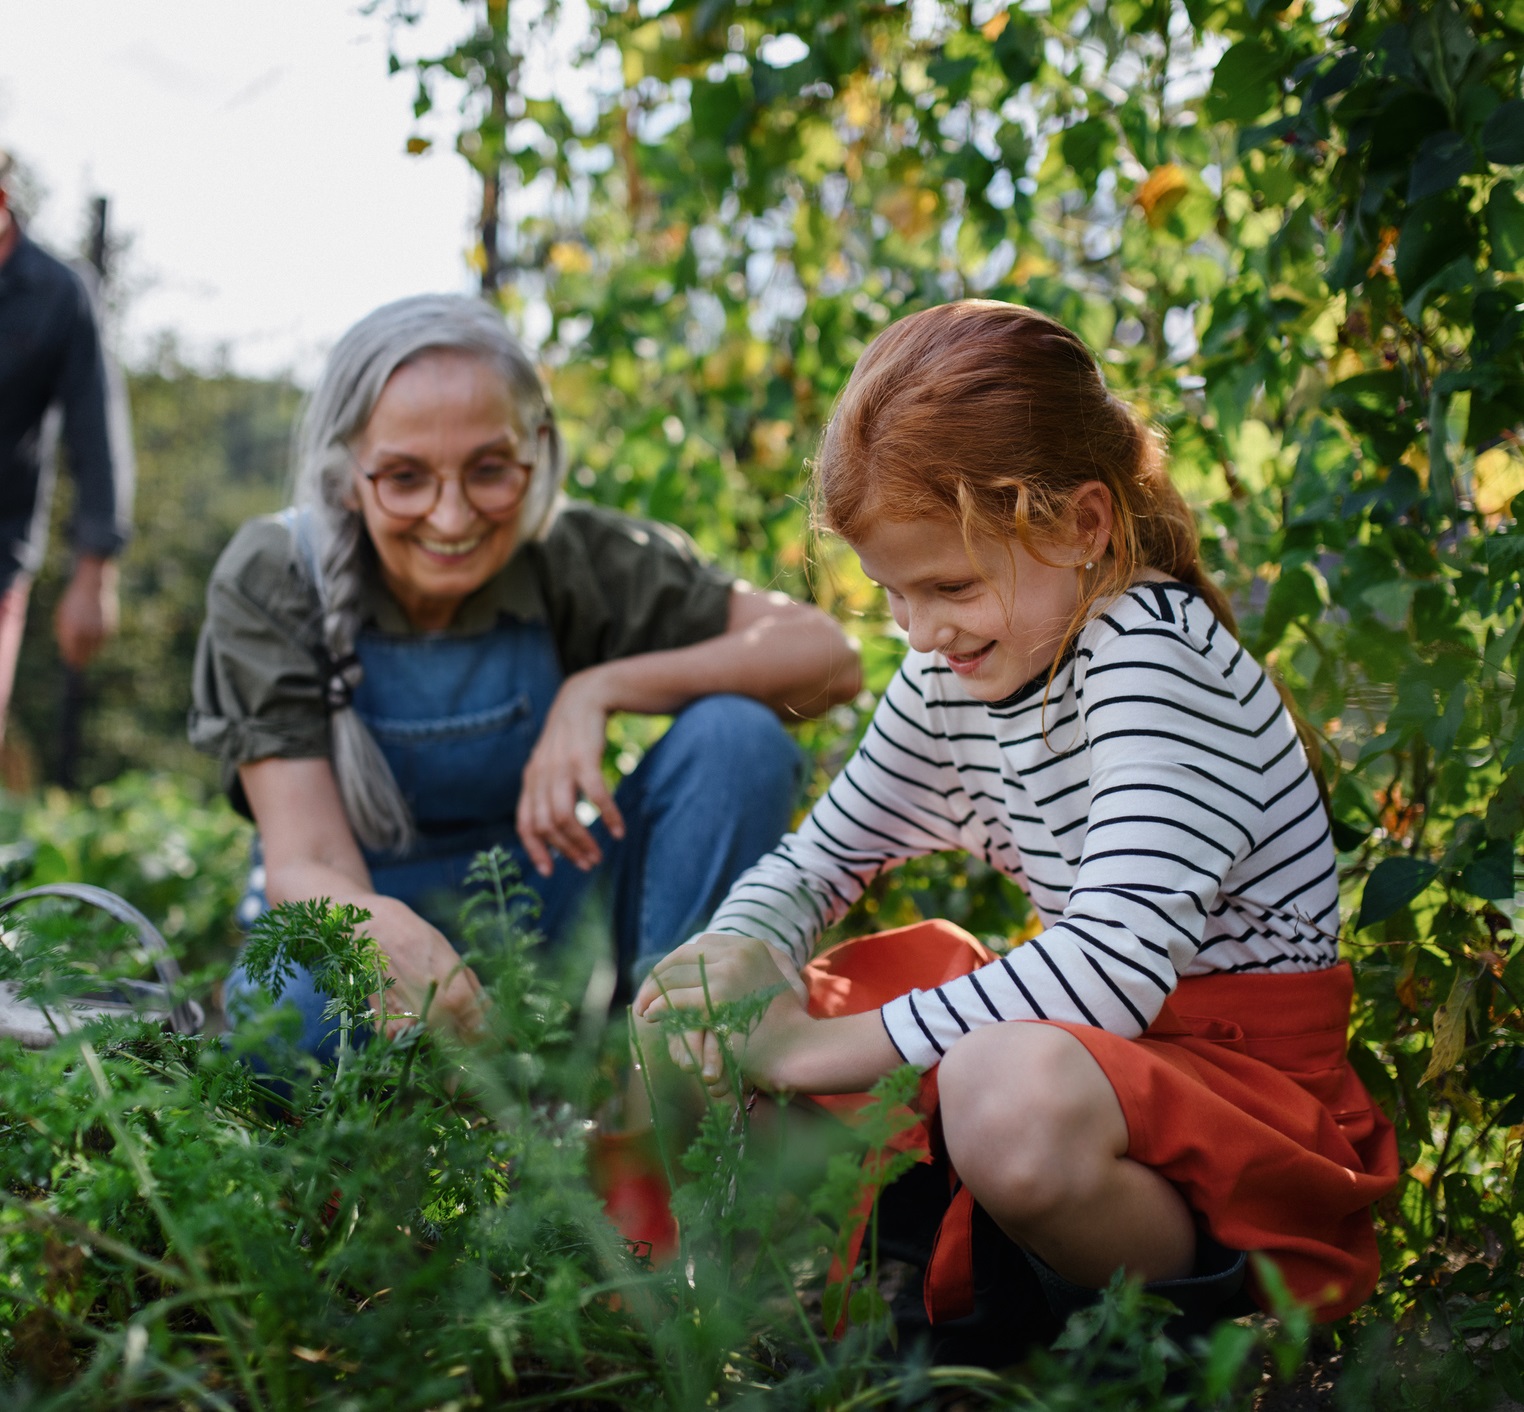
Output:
top-left (938, 1023), bottom-right (1123, 1217)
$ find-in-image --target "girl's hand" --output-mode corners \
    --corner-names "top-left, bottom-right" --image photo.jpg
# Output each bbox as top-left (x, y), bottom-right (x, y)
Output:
top-left (635, 933), bottom-right (814, 1096)
top-left (516, 668), bottom-right (625, 877)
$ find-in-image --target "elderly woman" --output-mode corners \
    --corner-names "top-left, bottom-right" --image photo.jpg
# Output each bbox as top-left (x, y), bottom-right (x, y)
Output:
top-left (190, 295), bottom-right (859, 1056)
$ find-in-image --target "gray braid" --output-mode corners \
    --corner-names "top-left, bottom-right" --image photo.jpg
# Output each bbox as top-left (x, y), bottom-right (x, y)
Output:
top-left (290, 294), bottom-right (566, 854)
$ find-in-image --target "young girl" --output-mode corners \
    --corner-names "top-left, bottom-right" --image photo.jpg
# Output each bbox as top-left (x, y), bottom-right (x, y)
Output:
top-left (636, 300), bottom-right (1398, 1333)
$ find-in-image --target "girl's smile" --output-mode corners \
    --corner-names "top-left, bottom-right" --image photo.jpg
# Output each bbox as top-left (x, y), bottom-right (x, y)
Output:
top-left (849, 514), bottom-right (1097, 701)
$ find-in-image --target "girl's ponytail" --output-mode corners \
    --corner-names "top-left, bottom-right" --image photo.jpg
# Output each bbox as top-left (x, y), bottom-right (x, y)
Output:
top-left (1110, 402), bottom-right (1238, 638)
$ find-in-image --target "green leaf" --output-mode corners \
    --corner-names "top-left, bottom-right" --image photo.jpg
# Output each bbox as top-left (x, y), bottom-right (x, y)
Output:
top-left (1459, 837), bottom-right (1517, 900)
top-left (1395, 190), bottom-right (1478, 303)
top-left (1412, 0), bottom-right (1479, 99)
top-left (1331, 816), bottom-right (1373, 852)
top-left (1254, 563), bottom-right (1324, 653)
top-left (1486, 181), bottom-right (1524, 274)
top-left (1424, 679), bottom-right (1468, 755)
top-left (27, 842), bottom-right (69, 885)
top-left (1060, 118), bottom-right (1116, 196)
top-left (1483, 100), bottom-right (1524, 165)
top-left (992, 16), bottom-right (1041, 88)
top-left (691, 77), bottom-right (744, 145)
top-left (1469, 1041), bottom-right (1524, 1121)
top-left (1306, 50), bottom-right (1360, 107)
top-left (1504, 732), bottom-right (1524, 772)
top-left (1206, 40), bottom-right (1282, 125)
top-left (1356, 857), bottom-right (1440, 930)
top-left (927, 54), bottom-right (978, 102)
top-left (1324, 369), bottom-right (1414, 463)
top-left (1407, 130), bottom-right (1472, 204)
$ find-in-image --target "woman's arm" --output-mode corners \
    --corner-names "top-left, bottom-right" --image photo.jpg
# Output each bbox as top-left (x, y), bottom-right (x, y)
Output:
top-left (582, 584), bottom-right (862, 721)
top-left (516, 585), bottom-right (861, 877)
top-left (240, 755), bottom-right (485, 1035)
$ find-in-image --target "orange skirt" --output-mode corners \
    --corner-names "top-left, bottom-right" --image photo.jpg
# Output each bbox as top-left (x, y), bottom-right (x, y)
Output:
top-left (803, 920), bottom-right (1399, 1324)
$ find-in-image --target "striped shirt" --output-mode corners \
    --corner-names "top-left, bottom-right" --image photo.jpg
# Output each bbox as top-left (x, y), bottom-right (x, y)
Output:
top-left (706, 582), bottom-right (1340, 1071)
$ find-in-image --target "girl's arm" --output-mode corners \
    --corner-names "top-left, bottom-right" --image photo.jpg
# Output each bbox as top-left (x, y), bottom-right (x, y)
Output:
top-left (634, 933), bottom-right (902, 1095)
top-left (700, 656), bottom-right (974, 967)
top-left (517, 585), bottom-right (861, 877)
top-left (240, 756), bottom-right (486, 1035)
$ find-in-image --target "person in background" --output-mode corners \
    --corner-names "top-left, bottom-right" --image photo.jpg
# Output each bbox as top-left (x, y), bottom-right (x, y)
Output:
top-left (0, 147), bottom-right (133, 744)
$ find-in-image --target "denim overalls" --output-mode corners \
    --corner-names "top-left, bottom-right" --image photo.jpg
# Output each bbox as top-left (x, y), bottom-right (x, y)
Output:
top-left (224, 511), bottom-right (803, 1060)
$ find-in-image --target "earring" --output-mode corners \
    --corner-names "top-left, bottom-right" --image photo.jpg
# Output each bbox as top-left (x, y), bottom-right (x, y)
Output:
top-left (1084, 561), bottom-right (1095, 571)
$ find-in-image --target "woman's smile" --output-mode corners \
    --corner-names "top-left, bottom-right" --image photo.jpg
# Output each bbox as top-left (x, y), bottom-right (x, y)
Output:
top-left (413, 532), bottom-right (489, 560)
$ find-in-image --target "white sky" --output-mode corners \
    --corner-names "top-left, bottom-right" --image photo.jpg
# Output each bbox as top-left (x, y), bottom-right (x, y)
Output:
top-left (0, 1), bottom-right (490, 382)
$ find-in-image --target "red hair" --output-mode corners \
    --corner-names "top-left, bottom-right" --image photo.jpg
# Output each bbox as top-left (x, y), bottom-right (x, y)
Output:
top-left (813, 300), bottom-right (1237, 654)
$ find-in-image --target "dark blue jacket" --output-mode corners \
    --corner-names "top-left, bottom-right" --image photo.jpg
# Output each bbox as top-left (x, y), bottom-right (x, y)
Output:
top-left (0, 230), bottom-right (131, 590)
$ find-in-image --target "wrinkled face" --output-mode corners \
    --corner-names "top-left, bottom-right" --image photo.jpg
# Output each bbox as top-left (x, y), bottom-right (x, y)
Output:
top-left (349, 351), bottom-right (531, 631)
top-left (850, 515), bottom-right (1085, 701)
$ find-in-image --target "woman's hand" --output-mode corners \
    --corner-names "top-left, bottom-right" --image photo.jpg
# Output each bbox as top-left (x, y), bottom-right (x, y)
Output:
top-left (634, 933), bottom-right (814, 1097)
top-left (365, 895), bottom-right (486, 1039)
top-left (240, 756), bottom-right (488, 1041)
top-left (516, 667), bottom-right (624, 878)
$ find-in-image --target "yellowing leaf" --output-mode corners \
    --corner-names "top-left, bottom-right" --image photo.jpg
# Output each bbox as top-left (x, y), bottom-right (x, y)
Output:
top-left (1474, 447), bottom-right (1524, 515)
top-left (877, 187), bottom-right (939, 241)
top-left (796, 119), bottom-right (845, 183)
top-left (1421, 970), bottom-right (1477, 1086)
top-left (1135, 164), bottom-right (1189, 228)
top-left (981, 10), bottom-right (1010, 39)
top-left (405, 136), bottom-right (432, 156)
top-left (751, 419), bottom-right (793, 469)
top-left (842, 79), bottom-right (877, 130)
top-left (1368, 226), bottom-right (1399, 280)
top-left (547, 241), bottom-right (593, 275)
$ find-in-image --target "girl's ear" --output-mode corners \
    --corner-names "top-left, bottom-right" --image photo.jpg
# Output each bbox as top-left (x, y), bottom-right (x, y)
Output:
top-left (1072, 481), bottom-right (1114, 563)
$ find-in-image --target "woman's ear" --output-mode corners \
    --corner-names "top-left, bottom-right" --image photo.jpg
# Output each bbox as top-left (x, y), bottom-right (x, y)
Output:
top-left (339, 460), bottom-right (362, 513)
top-left (1072, 481), bottom-right (1114, 564)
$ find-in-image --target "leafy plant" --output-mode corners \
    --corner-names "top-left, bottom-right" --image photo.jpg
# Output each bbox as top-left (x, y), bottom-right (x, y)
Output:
top-left (0, 843), bottom-right (1305, 1409)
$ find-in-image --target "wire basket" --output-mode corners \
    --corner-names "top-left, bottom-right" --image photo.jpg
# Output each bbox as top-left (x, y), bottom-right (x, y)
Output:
top-left (0, 883), bottom-right (203, 1047)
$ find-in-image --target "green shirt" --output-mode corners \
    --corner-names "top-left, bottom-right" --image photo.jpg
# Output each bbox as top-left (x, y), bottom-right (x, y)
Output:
top-left (189, 498), bottom-right (735, 814)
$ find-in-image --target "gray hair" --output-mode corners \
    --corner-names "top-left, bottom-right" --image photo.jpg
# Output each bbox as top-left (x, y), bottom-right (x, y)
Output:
top-left (292, 294), bottom-right (565, 854)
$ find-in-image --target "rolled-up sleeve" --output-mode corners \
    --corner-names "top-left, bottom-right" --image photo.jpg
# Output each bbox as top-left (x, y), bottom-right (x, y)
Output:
top-left (188, 517), bottom-right (330, 813)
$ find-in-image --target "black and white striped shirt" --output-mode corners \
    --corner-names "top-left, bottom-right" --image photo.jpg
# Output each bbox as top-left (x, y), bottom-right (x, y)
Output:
top-left (707, 582), bottom-right (1340, 1070)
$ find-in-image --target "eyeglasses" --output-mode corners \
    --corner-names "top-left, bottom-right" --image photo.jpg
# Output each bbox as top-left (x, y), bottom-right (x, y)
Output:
top-left (357, 457), bottom-right (533, 520)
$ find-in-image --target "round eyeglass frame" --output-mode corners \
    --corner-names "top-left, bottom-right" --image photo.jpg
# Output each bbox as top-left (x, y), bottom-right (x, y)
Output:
top-left (354, 457), bottom-right (534, 521)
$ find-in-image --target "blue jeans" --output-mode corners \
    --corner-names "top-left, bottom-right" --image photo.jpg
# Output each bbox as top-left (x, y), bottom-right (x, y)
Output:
top-left (224, 693), bottom-right (803, 1062)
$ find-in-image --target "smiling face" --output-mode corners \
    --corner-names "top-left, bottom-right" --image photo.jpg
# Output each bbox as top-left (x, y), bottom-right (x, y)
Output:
top-left (850, 514), bottom-right (1091, 701)
top-left (349, 350), bottom-right (532, 631)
